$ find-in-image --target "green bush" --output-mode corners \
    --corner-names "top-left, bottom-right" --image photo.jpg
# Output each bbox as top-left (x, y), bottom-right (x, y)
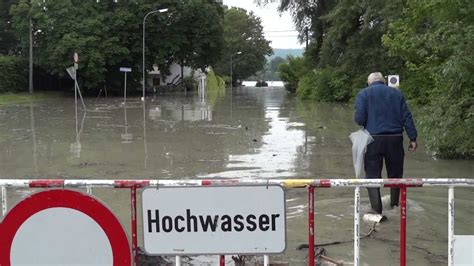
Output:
top-left (278, 56), bottom-right (307, 93)
top-left (297, 68), bottom-right (351, 102)
top-left (0, 55), bottom-right (27, 92)
top-left (206, 67), bottom-right (226, 107)
top-left (207, 68), bottom-right (225, 91)
top-left (297, 71), bottom-right (317, 99)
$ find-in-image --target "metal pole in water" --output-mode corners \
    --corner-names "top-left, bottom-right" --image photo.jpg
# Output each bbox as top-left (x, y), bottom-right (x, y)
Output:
top-left (400, 187), bottom-right (407, 266)
top-left (175, 256), bottom-right (181, 266)
top-left (308, 185), bottom-right (315, 266)
top-left (124, 72), bottom-right (127, 104)
top-left (131, 187), bottom-right (138, 265)
top-left (29, 18), bottom-right (33, 94)
top-left (354, 186), bottom-right (360, 266)
top-left (263, 255), bottom-right (270, 266)
top-left (448, 187), bottom-right (454, 266)
top-left (1, 186), bottom-right (6, 216)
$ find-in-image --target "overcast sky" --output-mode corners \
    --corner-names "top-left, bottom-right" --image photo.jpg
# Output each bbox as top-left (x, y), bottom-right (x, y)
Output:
top-left (223, 0), bottom-right (304, 49)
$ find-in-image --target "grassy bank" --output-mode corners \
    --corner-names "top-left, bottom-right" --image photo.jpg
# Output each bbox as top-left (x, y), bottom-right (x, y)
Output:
top-left (0, 92), bottom-right (61, 106)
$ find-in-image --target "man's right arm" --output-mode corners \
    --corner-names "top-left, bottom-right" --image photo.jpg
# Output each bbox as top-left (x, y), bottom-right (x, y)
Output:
top-left (401, 95), bottom-right (417, 141)
top-left (354, 90), bottom-right (367, 127)
top-left (401, 94), bottom-right (418, 151)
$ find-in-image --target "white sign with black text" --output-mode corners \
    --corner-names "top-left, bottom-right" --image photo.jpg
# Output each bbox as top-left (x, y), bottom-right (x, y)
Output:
top-left (141, 185), bottom-right (286, 255)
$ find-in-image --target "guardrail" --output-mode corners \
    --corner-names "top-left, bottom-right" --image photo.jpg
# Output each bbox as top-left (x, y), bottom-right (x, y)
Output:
top-left (1, 178), bottom-right (473, 266)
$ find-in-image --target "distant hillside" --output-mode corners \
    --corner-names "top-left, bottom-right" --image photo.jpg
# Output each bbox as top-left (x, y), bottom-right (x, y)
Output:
top-left (269, 48), bottom-right (304, 60)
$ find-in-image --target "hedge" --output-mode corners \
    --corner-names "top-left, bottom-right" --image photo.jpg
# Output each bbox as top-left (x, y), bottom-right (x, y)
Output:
top-left (0, 55), bottom-right (28, 92)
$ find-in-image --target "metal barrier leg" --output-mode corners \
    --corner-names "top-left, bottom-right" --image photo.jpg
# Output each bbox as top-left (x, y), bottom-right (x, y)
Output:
top-left (400, 187), bottom-right (407, 266)
top-left (448, 187), bottom-right (454, 266)
top-left (308, 185), bottom-right (315, 266)
top-left (131, 187), bottom-right (138, 266)
top-left (219, 255), bottom-right (225, 266)
top-left (354, 187), bottom-right (360, 266)
top-left (176, 255), bottom-right (181, 266)
top-left (264, 255), bottom-right (270, 266)
top-left (1, 186), bottom-right (6, 217)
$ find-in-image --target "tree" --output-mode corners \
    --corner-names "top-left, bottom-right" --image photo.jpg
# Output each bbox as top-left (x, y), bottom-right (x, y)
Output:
top-left (266, 56), bottom-right (286, 80)
top-left (10, 0), bottom-right (224, 91)
top-left (260, 0), bottom-right (405, 98)
top-left (249, 56), bottom-right (286, 81)
top-left (257, 0), bottom-right (337, 65)
top-left (213, 7), bottom-right (272, 86)
top-left (0, 0), bottom-right (18, 55)
top-left (168, 1), bottom-right (224, 74)
top-left (277, 56), bottom-right (307, 93)
top-left (383, 0), bottom-right (474, 158)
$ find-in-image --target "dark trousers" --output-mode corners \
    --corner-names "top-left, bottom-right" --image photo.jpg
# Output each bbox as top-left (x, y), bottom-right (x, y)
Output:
top-left (364, 135), bottom-right (404, 214)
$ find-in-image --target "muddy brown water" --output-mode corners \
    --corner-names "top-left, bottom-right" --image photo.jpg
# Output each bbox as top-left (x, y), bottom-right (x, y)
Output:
top-left (0, 87), bottom-right (472, 265)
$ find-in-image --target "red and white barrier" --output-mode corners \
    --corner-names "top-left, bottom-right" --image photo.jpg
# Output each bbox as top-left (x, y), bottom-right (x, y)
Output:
top-left (1, 178), bottom-right (473, 266)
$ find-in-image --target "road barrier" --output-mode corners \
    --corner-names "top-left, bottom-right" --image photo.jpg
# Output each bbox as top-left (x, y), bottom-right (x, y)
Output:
top-left (0, 178), bottom-right (472, 266)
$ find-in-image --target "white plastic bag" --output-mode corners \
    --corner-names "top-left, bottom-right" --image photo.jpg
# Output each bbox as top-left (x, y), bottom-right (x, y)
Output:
top-left (349, 129), bottom-right (374, 178)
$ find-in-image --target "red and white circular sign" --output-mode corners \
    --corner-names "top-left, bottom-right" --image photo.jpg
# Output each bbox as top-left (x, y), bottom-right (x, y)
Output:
top-left (0, 189), bottom-right (131, 265)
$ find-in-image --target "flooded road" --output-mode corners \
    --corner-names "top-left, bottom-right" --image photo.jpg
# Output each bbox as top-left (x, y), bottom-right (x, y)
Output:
top-left (0, 87), bottom-right (472, 265)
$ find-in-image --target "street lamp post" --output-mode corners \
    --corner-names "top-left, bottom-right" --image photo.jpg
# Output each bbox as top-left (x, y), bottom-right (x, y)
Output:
top-left (142, 8), bottom-right (168, 101)
top-left (29, 18), bottom-right (33, 94)
top-left (230, 51), bottom-right (242, 89)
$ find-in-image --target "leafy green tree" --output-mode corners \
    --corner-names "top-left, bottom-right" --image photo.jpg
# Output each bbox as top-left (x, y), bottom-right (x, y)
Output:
top-left (257, 0), bottom-right (336, 65)
top-left (383, 0), bottom-right (474, 158)
top-left (267, 56), bottom-right (286, 80)
top-left (260, 0), bottom-right (405, 99)
top-left (0, 0), bottom-right (18, 54)
top-left (169, 1), bottom-right (223, 73)
top-left (214, 7), bottom-right (272, 86)
top-left (277, 56), bottom-right (307, 93)
top-left (10, 0), bottom-right (224, 91)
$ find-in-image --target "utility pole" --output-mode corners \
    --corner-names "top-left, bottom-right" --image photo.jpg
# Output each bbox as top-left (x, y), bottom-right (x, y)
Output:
top-left (29, 18), bottom-right (33, 94)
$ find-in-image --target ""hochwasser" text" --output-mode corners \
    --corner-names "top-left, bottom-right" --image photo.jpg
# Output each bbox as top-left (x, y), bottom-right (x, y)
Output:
top-left (146, 209), bottom-right (281, 233)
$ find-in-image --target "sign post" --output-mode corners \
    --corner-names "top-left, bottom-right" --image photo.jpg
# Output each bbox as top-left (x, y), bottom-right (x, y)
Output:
top-left (141, 185), bottom-right (286, 255)
top-left (66, 52), bottom-right (85, 110)
top-left (120, 67), bottom-right (132, 104)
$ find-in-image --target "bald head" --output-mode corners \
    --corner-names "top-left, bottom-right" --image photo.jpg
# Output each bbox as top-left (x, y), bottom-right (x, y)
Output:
top-left (367, 72), bottom-right (385, 85)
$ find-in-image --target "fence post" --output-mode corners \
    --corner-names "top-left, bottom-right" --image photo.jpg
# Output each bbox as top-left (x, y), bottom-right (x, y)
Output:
top-left (308, 185), bottom-right (315, 266)
top-left (400, 187), bottom-right (407, 266)
top-left (219, 255), bottom-right (225, 266)
top-left (1, 186), bottom-right (6, 217)
top-left (176, 255), bottom-right (181, 266)
top-left (448, 186), bottom-right (454, 266)
top-left (354, 186), bottom-right (360, 266)
top-left (131, 187), bottom-right (138, 266)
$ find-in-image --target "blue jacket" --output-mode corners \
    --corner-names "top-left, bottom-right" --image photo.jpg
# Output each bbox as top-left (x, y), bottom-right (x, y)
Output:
top-left (354, 81), bottom-right (417, 141)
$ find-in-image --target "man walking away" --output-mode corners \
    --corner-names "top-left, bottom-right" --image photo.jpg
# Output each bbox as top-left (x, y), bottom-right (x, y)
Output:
top-left (354, 72), bottom-right (418, 215)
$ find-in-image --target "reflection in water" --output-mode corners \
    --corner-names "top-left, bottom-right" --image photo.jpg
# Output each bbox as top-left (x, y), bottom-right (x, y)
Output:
top-left (143, 101), bottom-right (147, 169)
top-left (164, 102), bottom-right (212, 122)
top-left (121, 106), bottom-right (133, 144)
top-left (29, 103), bottom-right (38, 174)
top-left (69, 101), bottom-right (86, 158)
top-left (206, 107), bottom-right (307, 178)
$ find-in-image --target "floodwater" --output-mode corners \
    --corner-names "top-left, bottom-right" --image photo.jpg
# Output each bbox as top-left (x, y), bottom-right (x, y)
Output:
top-left (0, 86), bottom-right (472, 265)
